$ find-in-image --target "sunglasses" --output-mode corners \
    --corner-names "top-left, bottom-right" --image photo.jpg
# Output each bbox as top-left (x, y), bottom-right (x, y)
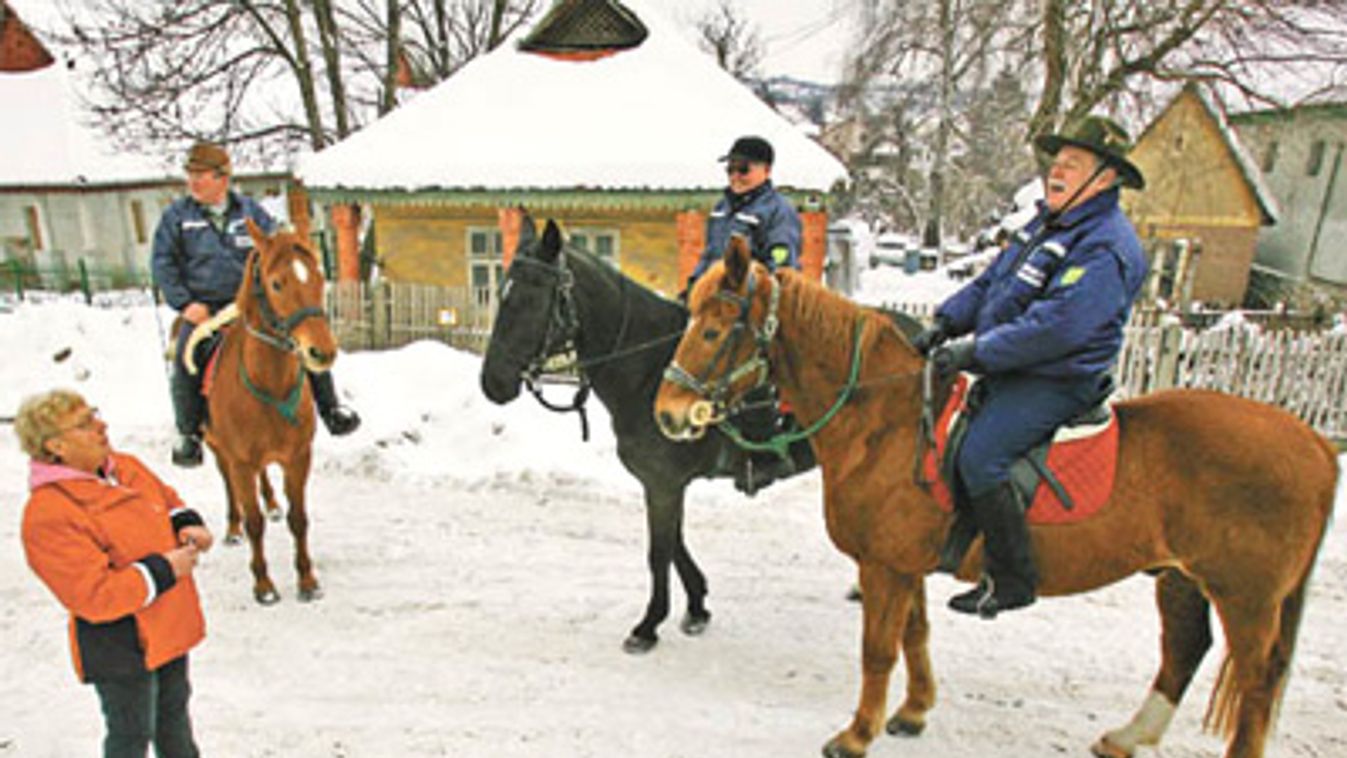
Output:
top-left (725, 162), bottom-right (754, 175)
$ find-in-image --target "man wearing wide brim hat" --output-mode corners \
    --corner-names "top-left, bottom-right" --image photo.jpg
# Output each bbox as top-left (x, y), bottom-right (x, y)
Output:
top-left (907, 113), bottom-right (1149, 619)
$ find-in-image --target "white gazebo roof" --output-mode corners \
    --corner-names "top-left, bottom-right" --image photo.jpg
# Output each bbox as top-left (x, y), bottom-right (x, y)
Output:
top-left (298, 0), bottom-right (847, 193)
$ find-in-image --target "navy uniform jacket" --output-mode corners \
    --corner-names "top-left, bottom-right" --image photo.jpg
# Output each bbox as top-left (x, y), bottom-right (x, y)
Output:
top-left (151, 191), bottom-right (276, 311)
top-left (691, 180), bottom-right (802, 282)
top-left (936, 187), bottom-right (1147, 379)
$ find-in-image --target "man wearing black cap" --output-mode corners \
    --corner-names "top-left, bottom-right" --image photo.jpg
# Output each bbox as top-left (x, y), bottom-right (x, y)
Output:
top-left (688, 135), bottom-right (802, 284)
top-left (688, 135), bottom-right (810, 496)
top-left (909, 115), bottom-right (1148, 619)
top-left (152, 141), bottom-right (361, 468)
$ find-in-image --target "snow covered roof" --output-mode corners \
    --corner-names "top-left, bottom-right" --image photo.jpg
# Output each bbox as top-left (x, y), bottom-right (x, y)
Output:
top-left (298, 0), bottom-right (848, 194)
top-left (0, 62), bottom-right (178, 186)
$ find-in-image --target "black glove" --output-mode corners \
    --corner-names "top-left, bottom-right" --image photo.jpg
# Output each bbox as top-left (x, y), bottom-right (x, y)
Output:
top-left (911, 318), bottom-right (950, 356)
top-left (930, 338), bottom-right (977, 378)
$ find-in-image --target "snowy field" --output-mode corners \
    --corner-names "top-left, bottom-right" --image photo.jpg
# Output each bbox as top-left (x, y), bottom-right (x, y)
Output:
top-left (1, 294), bottom-right (1344, 757)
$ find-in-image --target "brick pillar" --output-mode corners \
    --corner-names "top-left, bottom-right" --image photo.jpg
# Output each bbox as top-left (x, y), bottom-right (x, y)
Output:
top-left (498, 206), bottom-right (524, 268)
top-left (287, 180), bottom-right (311, 238)
top-left (800, 210), bottom-right (828, 282)
top-left (331, 203), bottom-right (361, 282)
top-left (676, 210), bottom-right (706, 293)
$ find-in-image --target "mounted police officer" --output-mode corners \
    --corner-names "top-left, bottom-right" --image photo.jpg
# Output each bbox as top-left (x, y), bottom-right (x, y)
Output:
top-left (912, 115), bottom-right (1148, 618)
top-left (151, 141), bottom-right (361, 468)
top-left (685, 135), bottom-right (811, 495)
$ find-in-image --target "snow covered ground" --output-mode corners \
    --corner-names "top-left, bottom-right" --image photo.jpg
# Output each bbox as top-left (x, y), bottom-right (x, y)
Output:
top-left (1, 293), bottom-right (1344, 757)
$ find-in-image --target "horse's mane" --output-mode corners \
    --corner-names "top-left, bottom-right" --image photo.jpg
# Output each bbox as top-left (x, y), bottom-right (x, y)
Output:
top-left (775, 268), bottom-right (894, 366)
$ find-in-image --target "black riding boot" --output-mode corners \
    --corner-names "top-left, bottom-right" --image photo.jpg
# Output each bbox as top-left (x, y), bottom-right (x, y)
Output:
top-left (949, 482), bottom-right (1037, 619)
top-left (169, 364), bottom-right (205, 468)
top-left (309, 371), bottom-right (361, 436)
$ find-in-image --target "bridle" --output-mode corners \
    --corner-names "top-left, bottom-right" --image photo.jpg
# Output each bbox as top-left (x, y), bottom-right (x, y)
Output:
top-left (662, 266), bottom-right (780, 425)
top-left (238, 247), bottom-right (329, 425)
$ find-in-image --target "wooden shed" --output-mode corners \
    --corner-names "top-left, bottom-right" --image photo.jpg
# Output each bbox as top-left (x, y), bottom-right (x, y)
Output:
top-left (1123, 82), bottom-right (1278, 306)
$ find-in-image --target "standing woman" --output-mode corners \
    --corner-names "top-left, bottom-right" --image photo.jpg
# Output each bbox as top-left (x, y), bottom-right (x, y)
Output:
top-left (14, 389), bottom-right (212, 758)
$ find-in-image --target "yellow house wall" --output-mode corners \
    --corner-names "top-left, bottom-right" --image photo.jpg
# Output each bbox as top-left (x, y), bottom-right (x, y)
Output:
top-left (1123, 88), bottom-right (1264, 304)
top-left (371, 203), bottom-right (685, 294)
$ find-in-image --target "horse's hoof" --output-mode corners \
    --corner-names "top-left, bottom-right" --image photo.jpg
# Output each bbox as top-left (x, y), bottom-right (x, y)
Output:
top-left (255, 588), bottom-right (281, 605)
top-left (822, 736), bottom-right (864, 758)
top-left (846, 584), bottom-right (862, 602)
top-left (680, 611), bottom-right (710, 636)
top-left (224, 533), bottom-right (242, 546)
top-left (622, 633), bottom-right (658, 655)
top-left (1090, 736), bottom-right (1131, 758)
top-left (267, 508), bottom-right (283, 523)
top-left (885, 713), bottom-right (925, 736)
top-left (298, 585), bottom-right (323, 602)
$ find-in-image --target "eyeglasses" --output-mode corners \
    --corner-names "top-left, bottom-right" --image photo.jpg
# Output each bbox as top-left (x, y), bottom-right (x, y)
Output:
top-left (56, 407), bottom-right (102, 435)
top-left (726, 162), bottom-right (754, 176)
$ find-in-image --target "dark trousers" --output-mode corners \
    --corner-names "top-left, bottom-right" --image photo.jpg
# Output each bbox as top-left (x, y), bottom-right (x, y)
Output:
top-left (956, 372), bottom-right (1110, 497)
top-left (92, 655), bottom-right (199, 758)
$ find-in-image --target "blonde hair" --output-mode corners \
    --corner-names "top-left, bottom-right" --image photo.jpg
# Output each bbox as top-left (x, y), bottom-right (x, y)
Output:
top-left (14, 389), bottom-right (87, 462)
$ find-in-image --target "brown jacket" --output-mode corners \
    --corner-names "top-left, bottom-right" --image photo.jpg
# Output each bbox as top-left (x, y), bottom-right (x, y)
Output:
top-left (22, 452), bottom-right (205, 682)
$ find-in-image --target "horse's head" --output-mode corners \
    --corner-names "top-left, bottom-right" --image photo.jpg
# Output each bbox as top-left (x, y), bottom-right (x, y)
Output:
top-left (240, 217), bottom-right (338, 373)
top-left (655, 234), bottom-right (777, 441)
top-left (479, 216), bottom-right (571, 404)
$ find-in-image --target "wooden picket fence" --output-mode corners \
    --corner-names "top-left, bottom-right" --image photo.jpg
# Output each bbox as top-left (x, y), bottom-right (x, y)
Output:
top-left (324, 280), bottom-right (496, 353)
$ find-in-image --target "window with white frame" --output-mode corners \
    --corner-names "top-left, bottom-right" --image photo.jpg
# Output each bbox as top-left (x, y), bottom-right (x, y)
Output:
top-left (567, 227), bottom-right (620, 268)
top-left (467, 227), bottom-right (504, 311)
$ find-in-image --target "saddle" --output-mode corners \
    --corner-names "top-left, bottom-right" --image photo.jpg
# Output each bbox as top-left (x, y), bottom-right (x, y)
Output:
top-left (923, 374), bottom-right (1120, 571)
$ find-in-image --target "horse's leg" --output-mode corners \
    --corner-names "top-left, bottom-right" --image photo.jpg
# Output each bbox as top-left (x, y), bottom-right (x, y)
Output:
top-left (824, 562), bottom-right (916, 758)
top-left (623, 485), bottom-right (680, 654)
top-left (1206, 576), bottom-right (1312, 758)
top-left (1093, 569), bottom-right (1211, 758)
top-left (282, 449), bottom-right (321, 601)
top-left (259, 467), bottom-right (283, 522)
top-left (671, 492), bottom-right (711, 637)
top-left (224, 460), bottom-right (279, 604)
top-left (215, 455), bottom-right (243, 545)
top-left (885, 579), bottom-right (936, 737)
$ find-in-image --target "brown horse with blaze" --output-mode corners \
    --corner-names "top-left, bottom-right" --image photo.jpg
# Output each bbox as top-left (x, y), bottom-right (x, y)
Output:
top-left (200, 217), bottom-right (335, 604)
top-left (653, 235), bottom-right (1337, 758)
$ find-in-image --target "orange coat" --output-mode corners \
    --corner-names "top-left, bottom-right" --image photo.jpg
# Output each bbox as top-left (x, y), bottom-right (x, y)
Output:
top-left (22, 452), bottom-right (205, 682)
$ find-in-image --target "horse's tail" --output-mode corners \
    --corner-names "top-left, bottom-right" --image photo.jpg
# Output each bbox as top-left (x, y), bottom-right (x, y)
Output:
top-left (1204, 434), bottom-right (1337, 738)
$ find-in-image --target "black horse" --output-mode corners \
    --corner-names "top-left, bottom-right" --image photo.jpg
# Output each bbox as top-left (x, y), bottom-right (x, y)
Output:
top-left (481, 217), bottom-right (743, 653)
top-left (480, 217), bottom-right (921, 652)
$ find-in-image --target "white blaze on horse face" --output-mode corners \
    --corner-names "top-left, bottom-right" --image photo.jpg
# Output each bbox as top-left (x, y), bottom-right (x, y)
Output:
top-left (292, 258), bottom-right (311, 284)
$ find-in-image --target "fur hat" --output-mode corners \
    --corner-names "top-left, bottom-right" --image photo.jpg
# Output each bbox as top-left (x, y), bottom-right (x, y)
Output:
top-left (183, 141), bottom-right (231, 175)
top-left (1035, 116), bottom-right (1144, 190)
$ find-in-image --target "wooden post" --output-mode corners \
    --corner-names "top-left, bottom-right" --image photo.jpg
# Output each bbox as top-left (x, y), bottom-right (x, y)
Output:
top-left (675, 209), bottom-right (705, 293)
top-left (1146, 240), bottom-right (1168, 305)
top-left (371, 280), bottom-right (389, 350)
top-left (1170, 239), bottom-right (1191, 307)
top-left (1154, 323), bottom-right (1184, 391)
top-left (1180, 240), bottom-right (1202, 309)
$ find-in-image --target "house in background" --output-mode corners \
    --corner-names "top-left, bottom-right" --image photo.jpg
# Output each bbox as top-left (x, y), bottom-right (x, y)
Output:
top-left (1123, 82), bottom-right (1278, 307)
top-left (0, 61), bottom-right (292, 291)
top-left (1230, 101), bottom-right (1347, 301)
top-left (1, 0), bottom-right (53, 72)
top-left (298, 0), bottom-right (847, 310)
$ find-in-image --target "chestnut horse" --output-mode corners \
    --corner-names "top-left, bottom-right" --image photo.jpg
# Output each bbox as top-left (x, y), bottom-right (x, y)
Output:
top-left (201, 218), bottom-right (336, 604)
top-left (653, 236), bottom-right (1337, 758)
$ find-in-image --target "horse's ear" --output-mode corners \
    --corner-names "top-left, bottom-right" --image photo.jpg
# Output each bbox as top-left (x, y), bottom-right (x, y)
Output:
top-left (245, 217), bottom-right (268, 251)
top-left (540, 219), bottom-right (562, 264)
top-left (517, 214), bottom-right (537, 253)
top-left (723, 233), bottom-right (752, 290)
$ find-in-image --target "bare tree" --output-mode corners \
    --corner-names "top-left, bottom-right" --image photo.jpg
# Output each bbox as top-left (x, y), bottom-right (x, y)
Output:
top-left (695, 0), bottom-right (765, 82)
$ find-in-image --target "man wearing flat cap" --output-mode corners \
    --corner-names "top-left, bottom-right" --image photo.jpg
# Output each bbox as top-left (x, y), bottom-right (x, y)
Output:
top-left (151, 141), bottom-right (361, 468)
top-left (909, 115), bottom-right (1148, 619)
top-left (688, 135), bottom-right (810, 496)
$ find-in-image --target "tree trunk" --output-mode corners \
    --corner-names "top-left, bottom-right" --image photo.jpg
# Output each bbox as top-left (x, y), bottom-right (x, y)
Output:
top-left (489, 0), bottom-right (507, 51)
top-left (311, 0), bottom-right (350, 139)
top-left (1026, 0), bottom-right (1066, 156)
top-left (923, 0), bottom-right (956, 250)
top-left (283, 0), bottom-right (327, 149)
top-left (382, 0), bottom-right (401, 114)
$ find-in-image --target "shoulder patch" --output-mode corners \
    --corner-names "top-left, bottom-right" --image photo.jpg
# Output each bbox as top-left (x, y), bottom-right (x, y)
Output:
top-left (1060, 266), bottom-right (1086, 286)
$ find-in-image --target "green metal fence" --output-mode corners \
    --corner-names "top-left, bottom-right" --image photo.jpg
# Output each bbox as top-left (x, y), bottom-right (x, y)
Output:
top-left (1, 259), bottom-right (152, 303)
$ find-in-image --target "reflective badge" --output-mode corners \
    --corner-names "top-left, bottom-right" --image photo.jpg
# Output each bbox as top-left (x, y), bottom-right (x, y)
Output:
top-left (1060, 266), bottom-right (1086, 286)
top-left (770, 245), bottom-right (790, 265)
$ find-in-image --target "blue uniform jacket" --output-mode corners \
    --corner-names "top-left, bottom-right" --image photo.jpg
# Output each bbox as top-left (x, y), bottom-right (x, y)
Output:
top-left (691, 180), bottom-right (802, 282)
top-left (151, 191), bottom-right (276, 311)
top-left (936, 187), bottom-right (1147, 379)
